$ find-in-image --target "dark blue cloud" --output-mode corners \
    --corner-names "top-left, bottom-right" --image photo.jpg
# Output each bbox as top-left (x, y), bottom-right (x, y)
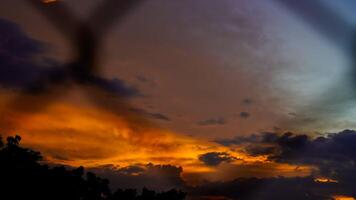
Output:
top-left (135, 75), bottom-right (156, 87)
top-left (91, 164), bottom-right (184, 191)
top-left (0, 18), bottom-right (49, 88)
top-left (0, 18), bottom-right (139, 98)
top-left (240, 112), bottom-right (250, 118)
top-left (130, 108), bottom-right (171, 121)
top-left (195, 129), bottom-right (356, 199)
top-left (216, 132), bottom-right (274, 146)
top-left (197, 117), bottom-right (226, 126)
top-left (198, 152), bottom-right (237, 166)
top-left (88, 76), bottom-right (140, 97)
top-left (242, 98), bottom-right (253, 105)
top-left (189, 176), bottom-right (346, 200)
top-left (219, 130), bottom-right (356, 192)
top-left (266, 130), bottom-right (356, 184)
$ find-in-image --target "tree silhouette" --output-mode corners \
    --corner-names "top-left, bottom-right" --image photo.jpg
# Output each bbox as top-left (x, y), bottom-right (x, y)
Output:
top-left (0, 135), bottom-right (186, 200)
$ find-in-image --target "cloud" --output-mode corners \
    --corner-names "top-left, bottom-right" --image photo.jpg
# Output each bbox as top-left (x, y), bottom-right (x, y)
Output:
top-left (188, 176), bottom-right (351, 200)
top-left (0, 18), bottom-right (49, 89)
top-left (265, 130), bottom-right (356, 184)
top-left (0, 18), bottom-right (139, 97)
top-left (219, 129), bottom-right (356, 194)
top-left (240, 112), bottom-right (250, 119)
top-left (242, 98), bottom-right (253, 105)
top-left (0, 17), bottom-right (146, 133)
top-left (198, 152), bottom-right (237, 166)
top-left (90, 163), bottom-right (185, 191)
top-left (193, 129), bottom-right (356, 200)
top-left (0, 100), bottom-right (240, 182)
top-left (130, 108), bottom-right (171, 121)
top-left (91, 161), bottom-right (355, 200)
top-left (197, 117), bottom-right (226, 126)
top-left (87, 76), bottom-right (140, 98)
top-left (135, 75), bottom-right (156, 87)
top-left (244, 145), bottom-right (276, 157)
top-left (216, 133), bottom-right (266, 146)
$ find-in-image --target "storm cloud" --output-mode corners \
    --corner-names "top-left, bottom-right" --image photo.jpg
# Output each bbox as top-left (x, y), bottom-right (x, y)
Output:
top-left (198, 152), bottom-right (237, 166)
top-left (192, 130), bottom-right (356, 199)
top-left (90, 164), bottom-right (185, 191)
top-left (219, 130), bottom-right (356, 194)
top-left (130, 108), bottom-right (171, 121)
top-left (0, 18), bottom-right (49, 88)
top-left (197, 117), bottom-right (226, 126)
top-left (0, 18), bottom-right (139, 97)
top-left (188, 176), bottom-right (350, 200)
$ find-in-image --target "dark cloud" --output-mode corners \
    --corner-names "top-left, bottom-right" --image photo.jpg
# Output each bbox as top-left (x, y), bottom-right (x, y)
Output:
top-left (266, 130), bottom-right (356, 184)
top-left (130, 108), bottom-right (171, 121)
top-left (188, 176), bottom-right (350, 200)
top-left (216, 133), bottom-right (272, 146)
top-left (220, 129), bottom-right (356, 195)
top-left (198, 130), bottom-right (356, 200)
top-left (115, 165), bottom-right (146, 175)
top-left (198, 152), bottom-right (237, 166)
top-left (0, 18), bottom-right (139, 97)
top-left (288, 112), bottom-right (297, 117)
top-left (217, 131), bottom-right (299, 147)
top-left (197, 117), bottom-right (226, 126)
top-left (242, 98), bottom-right (253, 105)
top-left (240, 112), bottom-right (250, 119)
top-left (0, 18), bottom-right (49, 88)
top-left (87, 76), bottom-right (140, 98)
top-left (65, 161), bottom-right (356, 199)
top-left (244, 145), bottom-right (277, 157)
top-left (90, 163), bottom-right (185, 191)
top-left (136, 75), bottom-right (156, 87)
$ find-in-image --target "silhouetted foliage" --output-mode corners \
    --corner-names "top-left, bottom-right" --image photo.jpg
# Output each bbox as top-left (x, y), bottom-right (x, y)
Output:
top-left (0, 135), bottom-right (186, 200)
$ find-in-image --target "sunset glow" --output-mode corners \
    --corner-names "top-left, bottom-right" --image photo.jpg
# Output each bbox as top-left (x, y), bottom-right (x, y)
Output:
top-left (333, 196), bottom-right (356, 200)
top-left (314, 178), bottom-right (339, 183)
top-left (0, 96), bottom-right (312, 184)
top-left (41, 0), bottom-right (57, 4)
top-left (1, 0), bottom-right (356, 199)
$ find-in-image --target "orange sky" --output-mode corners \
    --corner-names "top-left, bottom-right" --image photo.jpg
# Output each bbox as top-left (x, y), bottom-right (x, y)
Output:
top-left (1, 1), bottom-right (356, 199)
top-left (1, 0), bottom-right (353, 188)
top-left (334, 196), bottom-right (356, 200)
top-left (0, 88), bottom-right (312, 185)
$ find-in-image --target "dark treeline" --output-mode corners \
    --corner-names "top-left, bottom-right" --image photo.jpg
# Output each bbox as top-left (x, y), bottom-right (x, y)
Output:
top-left (0, 135), bottom-right (186, 200)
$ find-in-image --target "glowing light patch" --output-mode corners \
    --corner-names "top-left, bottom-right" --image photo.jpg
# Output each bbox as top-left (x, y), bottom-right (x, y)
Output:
top-left (42, 0), bottom-right (57, 4)
top-left (314, 177), bottom-right (338, 183)
top-left (333, 196), bottom-right (356, 200)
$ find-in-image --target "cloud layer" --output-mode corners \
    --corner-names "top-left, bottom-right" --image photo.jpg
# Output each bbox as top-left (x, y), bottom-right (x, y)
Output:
top-left (210, 130), bottom-right (356, 199)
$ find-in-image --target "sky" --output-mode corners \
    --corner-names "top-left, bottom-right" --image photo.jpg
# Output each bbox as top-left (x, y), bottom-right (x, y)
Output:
top-left (1, 0), bottom-right (356, 199)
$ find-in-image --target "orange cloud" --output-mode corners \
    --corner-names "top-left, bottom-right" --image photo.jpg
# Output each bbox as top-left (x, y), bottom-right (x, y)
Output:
top-left (333, 196), bottom-right (356, 200)
top-left (0, 91), bottom-right (312, 184)
top-left (42, 0), bottom-right (58, 4)
top-left (314, 177), bottom-right (338, 183)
